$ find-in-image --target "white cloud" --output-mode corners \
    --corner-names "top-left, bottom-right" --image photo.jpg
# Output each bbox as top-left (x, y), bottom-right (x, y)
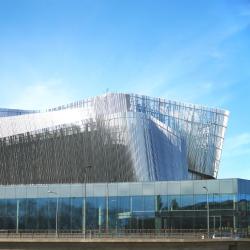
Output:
top-left (208, 49), bottom-right (224, 60)
top-left (9, 78), bottom-right (75, 110)
top-left (223, 133), bottom-right (250, 157)
top-left (128, 10), bottom-right (250, 107)
top-left (219, 132), bottom-right (250, 178)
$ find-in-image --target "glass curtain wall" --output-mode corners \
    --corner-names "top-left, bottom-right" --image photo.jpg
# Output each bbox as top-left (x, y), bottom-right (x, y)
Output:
top-left (0, 194), bottom-right (246, 233)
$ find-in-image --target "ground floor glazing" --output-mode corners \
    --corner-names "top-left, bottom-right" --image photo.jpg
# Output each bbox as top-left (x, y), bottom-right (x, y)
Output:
top-left (0, 193), bottom-right (249, 234)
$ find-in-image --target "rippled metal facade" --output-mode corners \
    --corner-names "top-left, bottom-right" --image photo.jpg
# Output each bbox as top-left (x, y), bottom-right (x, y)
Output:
top-left (0, 93), bottom-right (229, 184)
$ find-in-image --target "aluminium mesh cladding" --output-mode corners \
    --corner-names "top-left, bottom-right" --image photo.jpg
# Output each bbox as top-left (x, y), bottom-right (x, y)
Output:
top-left (0, 93), bottom-right (229, 185)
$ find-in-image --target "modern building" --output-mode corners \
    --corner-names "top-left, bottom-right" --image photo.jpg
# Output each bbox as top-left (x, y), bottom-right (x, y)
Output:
top-left (1, 93), bottom-right (247, 236)
top-left (0, 93), bottom-right (229, 185)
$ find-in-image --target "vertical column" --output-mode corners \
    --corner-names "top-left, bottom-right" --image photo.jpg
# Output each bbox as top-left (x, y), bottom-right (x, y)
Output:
top-left (233, 194), bottom-right (236, 235)
top-left (98, 206), bottom-right (102, 232)
top-left (130, 196), bottom-right (133, 229)
top-left (106, 183), bottom-right (109, 232)
top-left (82, 197), bottom-right (86, 235)
top-left (16, 199), bottom-right (19, 234)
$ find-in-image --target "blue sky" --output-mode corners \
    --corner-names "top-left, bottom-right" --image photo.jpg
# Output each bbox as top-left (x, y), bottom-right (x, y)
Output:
top-left (0, 0), bottom-right (249, 179)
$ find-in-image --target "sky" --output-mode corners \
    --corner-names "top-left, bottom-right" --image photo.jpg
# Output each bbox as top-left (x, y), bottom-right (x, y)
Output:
top-left (0, 0), bottom-right (249, 179)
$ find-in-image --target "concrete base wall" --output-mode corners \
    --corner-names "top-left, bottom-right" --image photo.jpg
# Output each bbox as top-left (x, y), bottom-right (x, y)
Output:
top-left (0, 240), bottom-right (250, 250)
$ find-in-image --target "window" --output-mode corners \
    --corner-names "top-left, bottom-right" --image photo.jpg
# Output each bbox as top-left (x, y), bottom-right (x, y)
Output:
top-left (168, 195), bottom-right (180, 210)
top-left (156, 195), bottom-right (168, 211)
top-left (71, 198), bottom-right (83, 230)
top-left (181, 195), bottom-right (194, 210)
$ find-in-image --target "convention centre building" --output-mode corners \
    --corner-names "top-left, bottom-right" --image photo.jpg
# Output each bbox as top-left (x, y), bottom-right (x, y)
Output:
top-left (0, 93), bottom-right (249, 236)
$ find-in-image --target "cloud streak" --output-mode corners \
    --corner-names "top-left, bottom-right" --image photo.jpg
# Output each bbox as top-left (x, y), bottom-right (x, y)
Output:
top-left (9, 78), bottom-right (75, 110)
top-left (223, 133), bottom-right (250, 157)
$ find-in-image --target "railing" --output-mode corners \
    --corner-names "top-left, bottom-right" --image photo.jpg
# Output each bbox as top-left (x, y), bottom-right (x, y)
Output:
top-left (0, 229), bottom-right (247, 239)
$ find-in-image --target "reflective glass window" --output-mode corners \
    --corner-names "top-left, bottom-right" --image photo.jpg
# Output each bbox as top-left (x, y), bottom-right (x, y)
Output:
top-left (71, 198), bottom-right (83, 230)
top-left (156, 195), bottom-right (168, 211)
top-left (48, 198), bottom-right (57, 230)
top-left (221, 215), bottom-right (233, 229)
top-left (117, 196), bottom-right (131, 229)
top-left (86, 197), bottom-right (96, 229)
top-left (168, 195), bottom-right (180, 210)
top-left (0, 200), bottom-right (5, 230)
top-left (117, 196), bottom-right (130, 213)
top-left (194, 216), bottom-right (207, 229)
top-left (131, 211), bottom-right (155, 229)
top-left (167, 215), bottom-right (181, 229)
top-left (181, 213), bottom-right (195, 229)
top-left (108, 197), bottom-right (118, 229)
top-left (86, 197), bottom-right (106, 230)
top-left (0, 199), bottom-right (6, 217)
top-left (5, 216), bottom-right (16, 230)
top-left (220, 194), bottom-right (234, 209)
top-left (209, 193), bottom-right (220, 209)
top-left (142, 212), bottom-right (155, 229)
top-left (194, 195), bottom-right (207, 210)
top-left (19, 199), bottom-right (27, 230)
top-left (96, 197), bottom-right (106, 229)
top-left (238, 194), bottom-right (247, 212)
top-left (181, 195), bottom-right (194, 210)
top-left (59, 198), bottom-right (71, 230)
top-left (2, 199), bottom-right (16, 230)
top-left (144, 196), bottom-right (155, 211)
top-left (26, 199), bottom-right (37, 230)
top-left (246, 194), bottom-right (250, 211)
top-left (37, 198), bottom-right (48, 230)
top-left (7, 199), bottom-right (16, 217)
top-left (132, 196), bottom-right (143, 211)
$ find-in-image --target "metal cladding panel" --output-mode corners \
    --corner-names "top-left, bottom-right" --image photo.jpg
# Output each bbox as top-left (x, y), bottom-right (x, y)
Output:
top-left (193, 180), bottom-right (208, 194)
top-left (128, 94), bottom-right (229, 179)
top-left (47, 184), bottom-right (63, 196)
top-left (0, 93), bottom-right (228, 184)
top-left (93, 183), bottom-right (107, 197)
top-left (3, 186), bottom-right (16, 199)
top-left (26, 185), bottom-right (38, 198)
top-left (129, 183), bottom-right (143, 196)
top-left (180, 181), bottom-right (194, 195)
top-left (167, 182), bottom-right (181, 195)
top-left (107, 183), bottom-right (118, 196)
top-left (155, 182), bottom-right (168, 195)
top-left (15, 186), bottom-right (27, 198)
top-left (70, 184), bottom-right (84, 197)
top-left (238, 179), bottom-right (250, 194)
top-left (86, 184), bottom-right (94, 197)
top-left (219, 179), bottom-right (237, 194)
top-left (117, 183), bottom-right (130, 196)
top-left (142, 182), bottom-right (155, 195)
top-left (206, 180), bottom-right (220, 194)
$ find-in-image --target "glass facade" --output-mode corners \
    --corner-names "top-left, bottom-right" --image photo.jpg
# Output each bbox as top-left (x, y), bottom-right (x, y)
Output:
top-left (0, 179), bottom-right (249, 235)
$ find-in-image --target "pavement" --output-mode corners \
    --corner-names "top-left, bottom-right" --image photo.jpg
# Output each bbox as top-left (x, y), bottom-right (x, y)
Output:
top-left (0, 237), bottom-right (250, 250)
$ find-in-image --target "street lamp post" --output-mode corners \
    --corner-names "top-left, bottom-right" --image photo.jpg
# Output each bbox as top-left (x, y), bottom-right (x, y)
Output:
top-left (83, 165), bottom-right (92, 238)
top-left (203, 186), bottom-right (210, 238)
top-left (48, 190), bottom-right (59, 236)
